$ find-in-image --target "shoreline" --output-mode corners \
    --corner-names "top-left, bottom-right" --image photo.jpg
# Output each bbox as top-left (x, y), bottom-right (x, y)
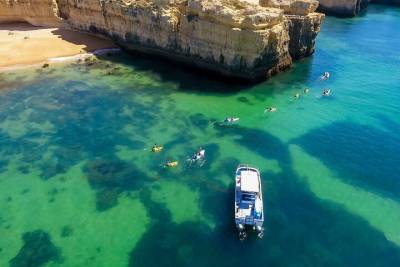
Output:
top-left (0, 48), bottom-right (121, 72)
top-left (0, 22), bottom-right (117, 72)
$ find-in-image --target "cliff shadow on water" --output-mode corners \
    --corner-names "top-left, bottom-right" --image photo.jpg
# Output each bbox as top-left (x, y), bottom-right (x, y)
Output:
top-left (95, 48), bottom-right (321, 99)
top-left (95, 51), bottom-right (253, 94)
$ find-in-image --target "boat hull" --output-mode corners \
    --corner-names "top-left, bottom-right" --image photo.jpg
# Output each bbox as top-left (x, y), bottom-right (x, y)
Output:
top-left (234, 165), bottom-right (264, 239)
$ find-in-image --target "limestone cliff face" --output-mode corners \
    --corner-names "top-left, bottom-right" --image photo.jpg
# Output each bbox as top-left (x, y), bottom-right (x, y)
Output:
top-left (317, 0), bottom-right (369, 17)
top-left (0, 0), bottom-right (324, 81)
top-left (55, 0), bottom-right (295, 80)
top-left (0, 0), bottom-right (61, 26)
top-left (259, 0), bottom-right (324, 59)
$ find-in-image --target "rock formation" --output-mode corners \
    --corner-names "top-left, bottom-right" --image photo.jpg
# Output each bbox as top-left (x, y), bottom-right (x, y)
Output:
top-left (317, 0), bottom-right (369, 17)
top-left (316, 0), bottom-right (400, 17)
top-left (0, 0), bottom-right (324, 81)
top-left (258, 0), bottom-right (324, 59)
top-left (0, 0), bottom-right (61, 26)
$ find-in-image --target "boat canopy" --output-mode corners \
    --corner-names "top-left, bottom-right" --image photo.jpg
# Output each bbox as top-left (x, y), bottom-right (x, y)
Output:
top-left (240, 170), bottom-right (259, 193)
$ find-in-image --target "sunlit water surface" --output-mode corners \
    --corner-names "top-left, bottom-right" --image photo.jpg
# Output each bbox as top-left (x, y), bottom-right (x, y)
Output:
top-left (0, 4), bottom-right (399, 267)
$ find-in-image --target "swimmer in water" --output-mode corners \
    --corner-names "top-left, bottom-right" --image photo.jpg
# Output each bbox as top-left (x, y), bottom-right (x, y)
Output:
top-left (322, 89), bottom-right (331, 96)
top-left (188, 147), bottom-right (206, 167)
top-left (165, 159), bottom-right (178, 168)
top-left (264, 107), bottom-right (277, 113)
top-left (152, 144), bottom-right (163, 152)
top-left (321, 72), bottom-right (330, 81)
top-left (221, 117), bottom-right (239, 125)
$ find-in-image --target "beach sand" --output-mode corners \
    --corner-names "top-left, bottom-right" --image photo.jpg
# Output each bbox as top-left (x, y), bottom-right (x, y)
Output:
top-left (0, 23), bottom-right (116, 69)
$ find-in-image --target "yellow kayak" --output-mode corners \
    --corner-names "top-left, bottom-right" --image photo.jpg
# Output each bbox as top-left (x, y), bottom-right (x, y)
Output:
top-left (152, 146), bottom-right (163, 152)
top-left (165, 161), bottom-right (178, 168)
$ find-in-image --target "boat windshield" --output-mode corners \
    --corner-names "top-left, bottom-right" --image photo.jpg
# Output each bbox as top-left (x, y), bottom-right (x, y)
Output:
top-left (241, 192), bottom-right (256, 203)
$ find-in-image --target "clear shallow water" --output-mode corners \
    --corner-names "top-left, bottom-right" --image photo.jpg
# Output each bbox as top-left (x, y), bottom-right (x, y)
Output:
top-left (1, 4), bottom-right (400, 267)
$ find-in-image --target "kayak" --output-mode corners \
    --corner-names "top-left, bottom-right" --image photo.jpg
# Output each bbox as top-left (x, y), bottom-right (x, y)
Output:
top-left (152, 146), bottom-right (163, 152)
top-left (166, 161), bottom-right (178, 167)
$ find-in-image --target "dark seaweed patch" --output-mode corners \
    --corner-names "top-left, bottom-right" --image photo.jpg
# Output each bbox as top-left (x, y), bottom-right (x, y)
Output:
top-left (95, 189), bottom-right (120, 211)
top-left (47, 188), bottom-right (58, 196)
top-left (21, 189), bottom-right (30, 195)
top-left (188, 113), bottom-right (210, 130)
top-left (84, 159), bottom-right (150, 211)
top-left (10, 230), bottom-right (61, 267)
top-left (236, 96), bottom-right (253, 105)
top-left (292, 121), bottom-right (400, 199)
top-left (60, 226), bottom-right (73, 238)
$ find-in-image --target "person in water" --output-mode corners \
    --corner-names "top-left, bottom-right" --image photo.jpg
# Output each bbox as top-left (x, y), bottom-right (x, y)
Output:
top-left (264, 107), bottom-right (277, 113)
top-left (223, 117), bottom-right (239, 124)
top-left (165, 159), bottom-right (178, 167)
top-left (323, 89), bottom-right (331, 96)
top-left (294, 93), bottom-right (300, 99)
top-left (321, 72), bottom-right (330, 80)
top-left (189, 147), bottom-right (206, 166)
top-left (152, 143), bottom-right (163, 152)
top-left (304, 88), bottom-right (310, 94)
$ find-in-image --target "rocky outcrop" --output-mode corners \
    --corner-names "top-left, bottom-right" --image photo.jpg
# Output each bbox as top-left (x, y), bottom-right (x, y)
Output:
top-left (259, 1), bottom-right (324, 59)
top-left (0, 0), bottom-right (324, 81)
top-left (316, 0), bottom-right (369, 17)
top-left (316, 0), bottom-right (399, 17)
top-left (0, 0), bottom-right (61, 26)
top-left (58, 0), bottom-right (296, 80)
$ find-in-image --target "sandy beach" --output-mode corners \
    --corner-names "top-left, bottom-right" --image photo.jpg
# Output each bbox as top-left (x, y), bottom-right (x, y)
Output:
top-left (0, 23), bottom-right (116, 69)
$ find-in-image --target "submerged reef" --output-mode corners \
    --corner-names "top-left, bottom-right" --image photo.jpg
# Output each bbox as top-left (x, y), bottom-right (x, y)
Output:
top-left (84, 159), bottom-right (149, 211)
top-left (10, 230), bottom-right (61, 267)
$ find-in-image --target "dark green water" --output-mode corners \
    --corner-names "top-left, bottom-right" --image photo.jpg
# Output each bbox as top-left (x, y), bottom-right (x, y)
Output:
top-left (1, 4), bottom-right (400, 267)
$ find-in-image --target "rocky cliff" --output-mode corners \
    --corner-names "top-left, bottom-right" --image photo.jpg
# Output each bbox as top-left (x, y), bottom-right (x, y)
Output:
top-left (0, 0), bottom-right (324, 81)
top-left (316, 0), bottom-right (399, 17)
top-left (0, 0), bottom-right (61, 26)
top-left (317, 0), bottom-right (369, 17)
top-left (259, 0), bottom-right (324, 59)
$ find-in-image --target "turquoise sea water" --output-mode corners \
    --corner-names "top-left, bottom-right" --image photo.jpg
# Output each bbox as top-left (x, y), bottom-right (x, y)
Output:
top-left (0, 4), bottom-right (400, 267)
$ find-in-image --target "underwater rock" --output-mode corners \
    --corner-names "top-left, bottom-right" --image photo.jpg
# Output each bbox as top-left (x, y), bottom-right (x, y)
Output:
top-left (95, 188), bottom-right (120, 211)
top-left (86, 159), bottom-right (133, 188)
top-left (10, 230), bottom-right (61, 267)
top-left (60, 226), bottom-right (73, 238)
top-left (84, 159), bottom-right (148, 211)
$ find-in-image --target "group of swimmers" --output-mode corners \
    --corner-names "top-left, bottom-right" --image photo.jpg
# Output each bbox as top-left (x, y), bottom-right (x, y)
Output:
top-left (152, 144), bottom-right (205, 168)
top-left (255, 72), bottom-right (333, 115)
top-left (321, 72), bottom-right (331, 96)
top-left (152, 72), bottom-right (332, 166)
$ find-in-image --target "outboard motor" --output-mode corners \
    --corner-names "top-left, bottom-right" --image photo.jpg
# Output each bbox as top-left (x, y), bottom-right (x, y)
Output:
top-left (237, 224), bottom-right (246, 240)
top-left (256, 225), bottom-right (264, 239)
